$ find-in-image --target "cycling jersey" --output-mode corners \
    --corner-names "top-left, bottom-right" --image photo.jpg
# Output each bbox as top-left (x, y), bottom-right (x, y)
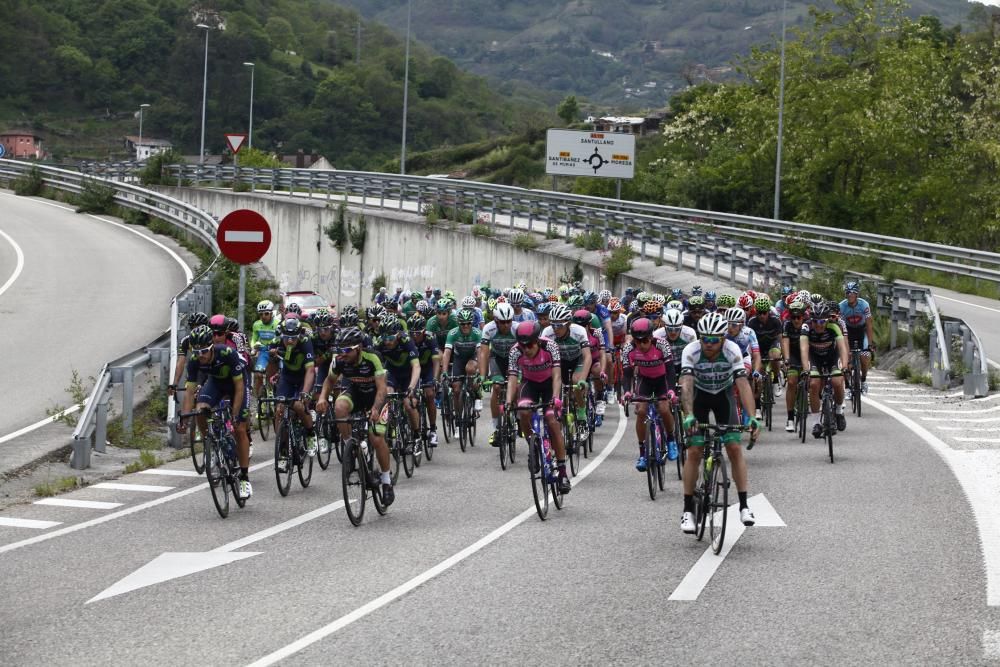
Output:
top-left (609, 313), bottom-right (628, 344)
top-left (801, 321), bottom-right (844, 356)
top-left (782, 319), bottom-right (804, 364)
top-left (251, 318), bottom-right (278, 349)
top-left (410, 333), bottom-right (440, 384)
top-left (748, 311), bottom-right (782, 352)
top-left (186, 345), bottom-right (250, 422)
top-left (540, 324), bottom-right (587, 366)
top-left (268, 338), bottom-right (316, 398)
top-left (655, 326), bottom-right (697, 366)
top-left (513, 307), bottom-right (537, 323)
top-left (444, 326), bottom-right (483, 360)
top-left (329, 349), bottom-right (386, 396)
top-left (680, 339), bottom-right (747, 394)
top-left (481, 320), bottom-right (517, 361)
top-left (376, 335), bottom-right (420, 390)
top-left (622, 338), bottom-right (672, 380)
top-left (726, 326), bottom-right (760, 360)
top-left (427, 313), bottom-right (459, 349)
top-left (839, 297), bottom-right (871, 331)
top-left (508, 338), bottom-right (561, 383)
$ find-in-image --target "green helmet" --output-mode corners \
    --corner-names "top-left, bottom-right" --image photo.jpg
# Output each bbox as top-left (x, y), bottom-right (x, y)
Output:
top-left (754, 295), bottom-right (773, 312)
top-left (716, 294), bottom-right (737, 309)
top-left (457, 308), bottom-right (475, 324)
top-left (566, 294), bottom-right (584, 308)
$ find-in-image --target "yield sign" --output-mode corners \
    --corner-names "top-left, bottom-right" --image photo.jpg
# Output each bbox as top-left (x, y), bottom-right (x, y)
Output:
top-left (225, 133), bottom-right (247, 154)
top-left (217, 209), bottom-right (271, 264)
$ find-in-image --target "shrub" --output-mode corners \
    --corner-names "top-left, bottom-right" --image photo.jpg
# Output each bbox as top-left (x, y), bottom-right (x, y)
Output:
top-left (13, 166), bottom-right (43, 196)
top-left (559, 257), bottom-right (584, 285)
top-left (989, 369), bottom-right (1000, 392)
top-left (76, 178), bottom-right (117, 214)
top-left (471, 223), bottom-right (493, 237)
top-left (139, 149), bottom-right (186, 186)
top-left (324, 202), bottom-right (348, 252)
top-left (574, 229), bottom-right (604, 251)
top-left (603, 239), bottom-right (635, 282)
top-left (895, 363), bottom-right (912, 380)
top-left (513, 233), bottom-right (539, 250)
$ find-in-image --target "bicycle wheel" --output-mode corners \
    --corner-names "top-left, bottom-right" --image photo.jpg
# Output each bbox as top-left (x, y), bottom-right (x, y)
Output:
top-left (568, 425), bottom-right (581, 477)
top-left (498, 421), bottom-right (508, 471)
top-left (441, 393), bottom-right (453, 444)
top-left (695, 455), bottom-right (711, 541)
top-left (274, 420), bottom-right (294, 497)
top-left (824, 395), bottom-right (836, 464)
top-left (852, 360), bottom-right (863, 417)
top-left (529, 436), bottom-right (548, 520)
top-left (468, 390), bottom-right (478, 446)
top-left (342, 440), bottom-right (366, 526)
top-left (709, 454), bottom-right (729, 555)
top-left (673, 407), bottom-right (686, 481)
top-left (646, 440), bottom-right (658, 502)
top-left (506, 415), bottom-right (517, 465)
top-left (654, 420), bottom-right (666, 493)
top-left (206, 437), bottom-right (230, 519)
top-left (257, 391), bottom-right (272, 441)
top-left (551, 473), bottom-right (564, 510)
top-left (370, 448), bottom-right (388, 516)
top-left (458, 400), bottom-right (469, 453)
top-left (797, 379), bottom-right (808, 443)
top-left (402, 419), bottom-right (416, 479)
top-left (763, 376), bottom-right (774, 431)
top-left (297, 434), bottom-right (314, 488)
top-left (189, 426), bottom-right (205, 474)
top-left (316, 413), bottom-right (333, 470)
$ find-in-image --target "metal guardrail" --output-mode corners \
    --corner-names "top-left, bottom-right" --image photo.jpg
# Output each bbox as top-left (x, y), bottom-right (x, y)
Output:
top-left (0, 158), bottom-right (222, 468)
top-left (142, 163), bottom-right (1000, 284)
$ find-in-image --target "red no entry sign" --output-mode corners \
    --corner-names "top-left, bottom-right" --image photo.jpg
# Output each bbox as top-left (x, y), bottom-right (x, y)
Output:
top-left (217, 209), bottom-right (271, 264)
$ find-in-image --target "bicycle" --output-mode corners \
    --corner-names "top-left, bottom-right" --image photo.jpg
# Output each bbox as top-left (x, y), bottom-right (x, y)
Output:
top-left (385, 391), bottom-right (414, 481)
top-left (760, 371), bottom-right (775, 432)
top-left (334, 414), bottom-right (388, 526)
top-left (259, 396), bottom-right (313, 496)
top-left (176, 388), bottom-right (205, 474)
top-left (814, 370), bottom-right (838, 463)
top-left (493, 380), bottom-right (517, 471)
top-left (669, 383), bottom-right (687, 481)
top-left (254, 371), bottom-right (275, 441)
top-left (691, 423), bottom-right (746, 555)
top-left (455, 374), bottom-right (479, 452)
top-left (413, 381), bottom-right (436, 463)
top-left (179, 400), bottom-right (246, 519)
top-left (517, 401), bottom-right (563, 520)
top-left (627, 396), bottom-right (669, 501)
top-left (848, 339), bottom-right (863, 418)
top-left (438, 378), bottom-right (455, 444)
top-left (795, 373), bottom-right (810, 444)
top-left (561, 385), bottom-right (582, 477)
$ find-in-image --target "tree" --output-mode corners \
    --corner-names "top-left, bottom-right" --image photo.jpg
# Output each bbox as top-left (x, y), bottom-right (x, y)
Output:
top-left (556, 95), bottom-right (579, 125)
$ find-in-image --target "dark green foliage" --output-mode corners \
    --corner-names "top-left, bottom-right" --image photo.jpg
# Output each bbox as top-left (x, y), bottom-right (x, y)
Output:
top-left (325, 202), bottom-right (349, 252)
top-left (12, 167), bottom-right (43, 196)
top-left (75, 179), bottom-right (116, 214)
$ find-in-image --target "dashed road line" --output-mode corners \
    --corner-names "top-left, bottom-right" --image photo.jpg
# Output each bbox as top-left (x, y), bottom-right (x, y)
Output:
top-left (91, 482), bottom-right (175, 493)
top-left (0, 517), bottom-right (61, 530)
top-left (34, 499), bottom-right (123, 510)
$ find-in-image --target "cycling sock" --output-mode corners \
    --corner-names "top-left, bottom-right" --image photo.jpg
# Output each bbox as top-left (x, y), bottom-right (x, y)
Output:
top-left (836, 404), bottom-right (845, 414)
top-left (380, 471), bottom-right (391, 485)
top-left (557, 461), bottom-right (567, 477)
top-left (683, 495), bottom-right (694, 513)
top-left (240, 467), bottom-right (249, 480)
top-left (812, 411), bottom-right (821, 424)
top-left (576, 408), bottom-right (586, 420)
top-left (493, 417), bottom-right (499, 429)
top-left (788, 408), bottom-right (795, 419)
top-left (738, 492), bottom-right (748, 510)
top-left (637, 441), bottom-right (646, 457)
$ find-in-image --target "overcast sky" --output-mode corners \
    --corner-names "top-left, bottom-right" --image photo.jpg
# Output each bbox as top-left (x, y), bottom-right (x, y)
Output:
top-left (971, 0), bottom-right (1000, 5)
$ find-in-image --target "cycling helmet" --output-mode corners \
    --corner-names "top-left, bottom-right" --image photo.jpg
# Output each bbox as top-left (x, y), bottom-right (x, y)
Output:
top-left (608, 298), bottom-right (622, 313)
top-left (598, 289), bottom-right (612, 304)
top-left (670, 288), bottom-right (683, 300)
top-left (493, 302), bottom-right (515, 322)
top-left (717, 294), bottom-right (737, 309)
top-left (209, 314), bottom-right (227, 331)
top-left (189, 325), bottom-right (213, 347)
top-left (737, 293), bottom-right (754, 311)
top-left (416, 300), bottom-right (431, 315)
top-left (688, 295), bottom-right (706, 309)
top-left (225, 317), bottom-right (239, 332)
top-left (366, 304), bottom-right (385, 320)
top-left (256, 300), bottom-right (274, 313)
top-left (508, 288), bottom-right (525, 306)
top-left (314, 312), bottom-right (334, 328)
top-left (281, 318), bottom-right (302, 337)
top-left (705, 290), bottom-right (717, 302)
top-left (663, 309), bottom-right (685, 327)
top-left (443, 290), bottom-right (456, 301)
top-left (471, 285), bottom-right (482, 298)
top-left (285, 303), bottom-right (302, 316)
top-left (797, 289), bottom-right (811, 303)
top-left (812, 302), bottom-right (831, 320)
top-left (516, 281), bottom-right (528, 291)
top-left (381, 319), bottom-right (403, 337)
top-left (383, 298), bottom-right (398, 309)
top-left (549, 304), bottom-right (572, 323)
top-left (754, 295), bottom-right (773, 312)
top-left (461, 295), bottom-right (477, 309)
top-left (697, 312), bottom-right (728, 336)
top-left (436, 299), bottom-right (452, 312)
top-left (666, 300), bottom-right (684, 311)
top-left (341, 304), bottom-right (358, 316)
top-left (636, 291), bottom-right (651, 305)
top-left (725, 307), bottom-right (746, 324)
top-left (784, 294), bottom-right (798, 306)
top-left (844, 281), bottom-right (861, 295)
top-left (189, 312), bottom-right (209, 328)
top-left (457, 308), bottom-right (475, 324)
top-left (407, 314), bottom-right (427, 331)
top-left (548, 293), bottom-right (559, 303)
top-left (691, 285), bottom-right (703, 296)
top-left (337, 327), bottom-right (364, 347)
top-left (573, 309), bottom-right (592, 327)
top-left (379, 312), bottom-right (399, 330)
top-left (810, 292), bottom-right (824, 306)
top-left (631, 317), bottom-right (653, 340)
top-left (642, 300), bottom-right (662, 316)
top-left (566, 294), bottom-right (584, 309)
top-left (584, 291), bottom-right (598, 306)
top-left (283, 311), bottom-right (300, 320)
top-left (827, 300), bottom-right (841, 313)
top-left (536, 302), bottom-right (552, 316)
top-left (781, 285), bottom-right (794, 296)
top-left (339, 311), bottom-right (359, 328)
top-left (788, 299), bottom-right (807, 315)
top-left (652, 293), bottom-right (666, 306)
top-left (515, 320), bottom-right (540, 345)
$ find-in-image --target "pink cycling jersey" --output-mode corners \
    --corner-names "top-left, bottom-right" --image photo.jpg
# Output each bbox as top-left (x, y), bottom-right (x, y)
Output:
top-left (508, 337), bottom-right (561, 383)
top-left (622, 337), bottom-right (672, 379)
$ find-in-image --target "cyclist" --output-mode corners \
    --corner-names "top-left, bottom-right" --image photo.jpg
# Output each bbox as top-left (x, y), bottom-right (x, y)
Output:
top-left (541, 304), bottom-right (592, 428)
top-left (478, 302), bottom-right (517, 446)
top-left (748, 294), bottom-right (784, 397)
top-left (657, 308), bottom-right (697, 373)
top-left (799, 302), bottom-right (849, 437)
top-left (316, 326), bottom-right (395, 506)
top-left (622, 318), bottom-right (677, 469)
top-left (375, 318), bottom-right (422, 437)
top-left (684, 295), bottom-right (706, 329)
top-left (460, 295), bottom-right (485, 329)
top-left (508, 288), bottom-right (536, 323)
top-left (575, 308), bottom-right (608, 426)
top-left (180, 325), bottom-right (253, 500)
top-left (704, 290), bottom-right (717, 313)
top-left (441, 308), bottom-right (484, 425)
top-left (169, 311), bottom-right (209, 397)
top-left (309, 311), bottom-right (338, 453)
top-left (679, 312), bottom-right (759, 532)
top-left (505, 321), bottom-right (571, 494)
top-left (839, 281), bottom-right (875, 394)
top-left (427, 298), bottom-right (457, 350)
top-left (266, 318), bottom-right (318, 461)
top-left (401, 291), bottom-right (421, 317)
top-left (780, 299), bottom-right (808, 431)
top-left (407, 314), bottom-right (441, 447)
top-left (535, 302), bottom-right (552, 331)
top-left (249, 301), bottom-right (279, 401)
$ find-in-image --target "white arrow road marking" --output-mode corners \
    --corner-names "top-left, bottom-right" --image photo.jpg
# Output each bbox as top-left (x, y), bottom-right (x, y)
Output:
top-left (224, 231), bottom-right (264, 243)
top-left (87, 499), bottom-right (346, 603)
top-left (87, 552), bottom-right (261, 603)
top-left (668, 493), bottom-right (784, 602)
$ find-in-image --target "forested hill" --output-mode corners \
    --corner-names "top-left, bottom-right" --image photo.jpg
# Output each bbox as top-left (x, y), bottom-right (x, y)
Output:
top-left (0, 0), bottom-right (547, 166)
top-left (340, 0), bottom-right (981, 108)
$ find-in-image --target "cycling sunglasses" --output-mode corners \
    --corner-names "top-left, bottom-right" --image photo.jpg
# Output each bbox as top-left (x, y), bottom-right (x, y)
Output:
top-left (336, 345), bottom-right (361, 355)
top-left (193, 345), bottom-right (213, 355)
top-left (281, 335), bottom-right (300, 343)
top-left (317, 326), bottom-right (334, 333)
top-left (700, 336), bottom-right (723, 344)
top-left (381, 334), bottom-right (399, 343)
top-left (813, 318), bottom-right (829, 325)
top-left (459, 322), bottom-right (473, 327)
top-left (666, 326), bottom-right (683, 333)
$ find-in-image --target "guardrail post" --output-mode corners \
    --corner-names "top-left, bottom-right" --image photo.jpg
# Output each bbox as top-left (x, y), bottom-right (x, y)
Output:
top-left (930, 328), bottom-right (945, 389)
top-left (71, 436), bottom-right (91, 470)
top-left (122, 368), bottom-right (135, 437)
top-left (713, 240), bottom-right (720, 279)
top-left (694, 242), bottom-right (701, 275)
top-left (906, 290), bottom-right (917, 351)
top-left (95, 399), bottom-right (108, 454)
top-left (676, 237), bottom-right (684, 272)
top-left (746, 261), bottom-right (755, 290)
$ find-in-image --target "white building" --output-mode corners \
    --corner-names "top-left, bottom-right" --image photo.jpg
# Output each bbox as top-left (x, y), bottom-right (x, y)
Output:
top-left (124, 135), bottom-right (173, 162)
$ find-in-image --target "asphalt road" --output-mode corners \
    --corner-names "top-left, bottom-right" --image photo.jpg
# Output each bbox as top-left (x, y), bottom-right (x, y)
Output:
top-left (0, 374), bottom-right (995, 665)
top-left (0, 192), bottom-right (188, 440)
top-left (928, 287), bottom-right (1000, 369)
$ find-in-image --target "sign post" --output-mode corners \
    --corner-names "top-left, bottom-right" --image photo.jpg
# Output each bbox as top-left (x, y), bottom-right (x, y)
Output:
top-left (225, 134), bottom-right (247, 190)
top-left (217, 209), bottom-right (271, 332)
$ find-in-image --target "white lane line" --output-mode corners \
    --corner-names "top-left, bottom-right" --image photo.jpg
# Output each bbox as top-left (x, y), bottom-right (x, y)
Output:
top-left (906, 405), bottom-right (1000, 414)
top-left (91, 482), bottom-right (174, 493)
top-left (0, 227), bottom-right (25, 298)
top-left (0, 460), bottom-right (273, 555)
top-left (245, 408), bottom-right (629, 667)
top-left (864, 395), bottom-right (1000, 606)
top-left (954, 438), bottom-right (1000, 445)
top-left (935, 427), bottom-right (1000, 432)
top-left (884, 400), bottom-right (937, 405)
top-left (137, 469), bottom-right (202, 478)
top-left (0, 517), bottom-right (61, 530)
top-left (922, 417), bottom-right (1000, 424)
top-left (983, 629), bottom-right (1000, 660)
top-left (936, 294), bottom-right (1000, 315)
top-left (213, 500), bottom-right (345, 553)
top-left (0, 404), bottom-right (82, 445)
top-left (34, 499), bottom-right (123, 510)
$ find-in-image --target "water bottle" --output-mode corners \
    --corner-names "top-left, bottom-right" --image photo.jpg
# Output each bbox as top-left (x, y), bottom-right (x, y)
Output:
top-left (360, 438), bottom-right (370, 458)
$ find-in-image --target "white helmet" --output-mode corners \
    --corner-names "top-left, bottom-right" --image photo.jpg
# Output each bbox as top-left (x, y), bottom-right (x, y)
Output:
top-left (549, 304), bottom-right (571, 323)
top-left (493, 302), bottom-right (515, 322)
top-left (256, 300), bottom-right (274, 313)
top-left (697, 311), bottom-right (728, 336)
top-left (508, 288), bottom-right (525, 306)
top-left (461, 295), bottom-right (477, 308)
top-left (725, 306), bottom-right (746, 324)
top-left (663, 309), bottom-right (684, 327)
top-left (666, 300), bottom-right (684, 311)
top-left (598, 289), bottom-right (612, 303)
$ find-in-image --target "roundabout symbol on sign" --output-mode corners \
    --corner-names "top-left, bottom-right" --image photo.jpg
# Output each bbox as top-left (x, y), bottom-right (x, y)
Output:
top-left (587, 148), bottom-right (606, 174)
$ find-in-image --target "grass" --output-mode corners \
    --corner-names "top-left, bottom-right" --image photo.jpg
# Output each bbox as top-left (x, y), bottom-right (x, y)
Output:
top-left (124, 449), bottom-right (164, 474)
top-left (513, 233), bottom-right (539, 250)
top-left (603, 239), bottom-right (635, 282)
top-left (471, 223), bottom-right (494, 237)
top-left (574, 230), bottom-right (604, 251)
top-left (895, 363), bottom-right (912, 380)
top-left (34, 476), bottom-right (81, 497)
top-left (989, 370), bottom-right (1000, 392)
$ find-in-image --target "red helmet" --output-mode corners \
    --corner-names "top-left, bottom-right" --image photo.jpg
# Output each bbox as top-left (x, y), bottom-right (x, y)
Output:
top-left (737, 293), bottom-right (754, 311)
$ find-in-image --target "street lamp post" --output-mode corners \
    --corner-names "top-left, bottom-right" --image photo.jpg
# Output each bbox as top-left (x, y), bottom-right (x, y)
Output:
top-left (243, 62), bottom-right (255, 149)
top-left (197, 23), bottom-right (211, 165)
top-left (400, 0), bottom-right (412, 174)
top-left (773, 0), bottom-right (787, 220)
top-left (138, 103), bottom-right (150, 160)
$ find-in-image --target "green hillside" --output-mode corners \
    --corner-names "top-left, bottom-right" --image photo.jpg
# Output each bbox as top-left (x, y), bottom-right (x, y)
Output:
top-left (0, 0), bottom-right (548, 166)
